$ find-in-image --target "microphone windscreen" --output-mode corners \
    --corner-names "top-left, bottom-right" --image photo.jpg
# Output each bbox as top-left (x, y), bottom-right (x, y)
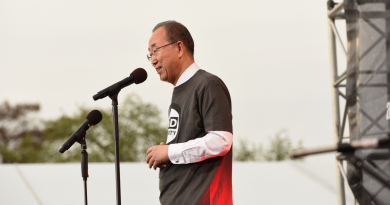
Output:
top-left (130, 68), bottom-right (148, 84)
top-left (86, 110), bottom-right (103, 125)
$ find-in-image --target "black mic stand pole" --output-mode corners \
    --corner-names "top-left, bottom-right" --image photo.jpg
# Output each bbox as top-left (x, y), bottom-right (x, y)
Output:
top-left (109, 93), bottom-right (121, 205)
top-left (79, 137), bottom-right (89, 205)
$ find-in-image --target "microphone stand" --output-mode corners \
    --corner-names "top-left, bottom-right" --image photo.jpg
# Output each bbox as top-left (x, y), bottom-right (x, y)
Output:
top-left (92, 68), bottom-right (147, 205)
top-left (338, 153), bottom-right (390, 189)
top-left (293, 144), bottom-right (390, 189)
top-left (79, 137), bottom-right (89, 205)
top-left (109, 93), bottom-right (121, 205)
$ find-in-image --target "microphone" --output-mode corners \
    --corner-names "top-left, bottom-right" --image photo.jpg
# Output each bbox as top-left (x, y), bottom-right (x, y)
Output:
top-left (290, 137), bottom-right (390, 158)
top-left (77, 131), bottom-right (86, 143)
top-left (93, 68), bottom-right (148, 101)
top-left (59, 110), bottom-right (103, 153)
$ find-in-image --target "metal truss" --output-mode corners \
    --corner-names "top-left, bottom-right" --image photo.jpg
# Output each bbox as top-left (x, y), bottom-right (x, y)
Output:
top-left (327, 1), bottom-right (352, 205)
top-left (328, 1), bottom-right (390, 204)
top-left (327, 0), bottom-right (390, 205)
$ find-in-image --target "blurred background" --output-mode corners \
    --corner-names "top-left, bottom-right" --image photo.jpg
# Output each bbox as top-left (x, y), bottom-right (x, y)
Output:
top-left (0, 0), bottom-right (351, 204)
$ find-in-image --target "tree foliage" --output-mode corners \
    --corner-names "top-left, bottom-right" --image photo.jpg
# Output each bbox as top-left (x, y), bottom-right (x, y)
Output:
top-left (0, 93), bottom-right (167, 163)
top-left (234, 129), bottom-right (303, 161)
top-left (1, 96), bottom-right (302, 163)
top-left (0, 101), bottom-right (42, 163)
top-left (233, 138), bottom-right (262, 161)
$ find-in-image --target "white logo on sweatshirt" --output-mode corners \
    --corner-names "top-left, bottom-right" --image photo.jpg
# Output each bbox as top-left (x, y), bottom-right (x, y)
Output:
top-left (167, 109), bottom-right (179, 144)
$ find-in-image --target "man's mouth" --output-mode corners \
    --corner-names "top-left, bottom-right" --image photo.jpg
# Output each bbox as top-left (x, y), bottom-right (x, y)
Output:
top-left (157, 67), bottom-right (162, 72)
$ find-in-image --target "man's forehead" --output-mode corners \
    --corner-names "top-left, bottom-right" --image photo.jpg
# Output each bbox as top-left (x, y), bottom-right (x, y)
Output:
top-left (148, 27), bottom-right (167, 50)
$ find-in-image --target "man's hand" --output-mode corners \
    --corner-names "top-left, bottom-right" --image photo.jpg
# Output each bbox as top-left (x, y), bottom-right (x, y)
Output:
top-left (146, 142), bottom-right (170, 170)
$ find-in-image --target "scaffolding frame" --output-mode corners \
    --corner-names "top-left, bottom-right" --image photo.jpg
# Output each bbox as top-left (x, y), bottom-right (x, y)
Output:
top-left (327, 1), bottom-right (353, 204)
top-left (328, 0), bottom-right (390, 203)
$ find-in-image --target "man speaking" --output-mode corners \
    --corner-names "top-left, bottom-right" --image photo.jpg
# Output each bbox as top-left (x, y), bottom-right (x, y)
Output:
top-left (146, 20), bottom-right (233, 205)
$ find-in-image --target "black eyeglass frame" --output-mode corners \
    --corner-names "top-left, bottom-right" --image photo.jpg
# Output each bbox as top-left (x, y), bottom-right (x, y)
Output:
top-left (147, 41), bottom-right (178, 61)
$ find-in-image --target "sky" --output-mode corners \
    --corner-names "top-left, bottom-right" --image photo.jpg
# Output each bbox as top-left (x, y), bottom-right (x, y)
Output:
top-left (0, 0), bottom-right (348, 149)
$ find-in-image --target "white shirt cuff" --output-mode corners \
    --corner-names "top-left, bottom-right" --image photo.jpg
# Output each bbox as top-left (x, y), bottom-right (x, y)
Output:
top-left (168, 143), bottom-right (185, 164)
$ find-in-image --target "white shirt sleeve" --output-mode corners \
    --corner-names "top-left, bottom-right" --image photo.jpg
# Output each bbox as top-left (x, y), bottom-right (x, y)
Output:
top-left (168, 131), bottom-right (233, 164)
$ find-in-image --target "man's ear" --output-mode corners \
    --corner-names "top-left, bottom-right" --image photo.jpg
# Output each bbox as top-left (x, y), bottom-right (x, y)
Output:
top-left (177, 41), bottom-right (184, 58)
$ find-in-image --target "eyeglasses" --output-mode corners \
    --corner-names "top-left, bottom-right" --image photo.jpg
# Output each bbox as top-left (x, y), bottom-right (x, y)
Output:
top-left (147, 41), bottom-right (178, 61)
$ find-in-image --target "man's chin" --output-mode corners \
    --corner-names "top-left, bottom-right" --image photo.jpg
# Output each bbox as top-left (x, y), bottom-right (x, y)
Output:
top-left (159, 77), bottom-right (168, 82)
top-left (159, 74), bottom-right (167, 82)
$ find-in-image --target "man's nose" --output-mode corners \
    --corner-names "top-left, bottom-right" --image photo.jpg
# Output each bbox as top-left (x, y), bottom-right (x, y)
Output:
top-left (151, 57), bottom-right (158, 66)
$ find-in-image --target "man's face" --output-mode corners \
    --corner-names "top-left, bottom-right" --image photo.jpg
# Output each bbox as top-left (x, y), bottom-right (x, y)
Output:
top-left (148, 27), bottom-right (178, 84)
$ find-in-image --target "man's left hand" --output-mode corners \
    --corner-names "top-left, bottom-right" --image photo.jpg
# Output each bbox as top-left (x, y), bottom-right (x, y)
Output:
top-left (146, 142), bottom-right (170, 170)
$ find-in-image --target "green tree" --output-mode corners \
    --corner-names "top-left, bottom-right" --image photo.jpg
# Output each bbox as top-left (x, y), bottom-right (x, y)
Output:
top-left (233, 129), bottom-right (303, 162)
top-left (0, 93), bottom-right (167, 163)
top-left (263, 129), bottom-right (302, 161)
top-left (43, 93), bottom-right (167, 163)
top-left (0, 101), bottom-right (42, 163)
top-left (233, 137), bottom-right (262, 161)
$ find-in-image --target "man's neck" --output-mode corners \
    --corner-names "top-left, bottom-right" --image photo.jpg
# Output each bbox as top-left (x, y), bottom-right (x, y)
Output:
top-left (175, 62), bottom-right (200, 87)
top-left (173, 59), bottom-right (195, 86)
